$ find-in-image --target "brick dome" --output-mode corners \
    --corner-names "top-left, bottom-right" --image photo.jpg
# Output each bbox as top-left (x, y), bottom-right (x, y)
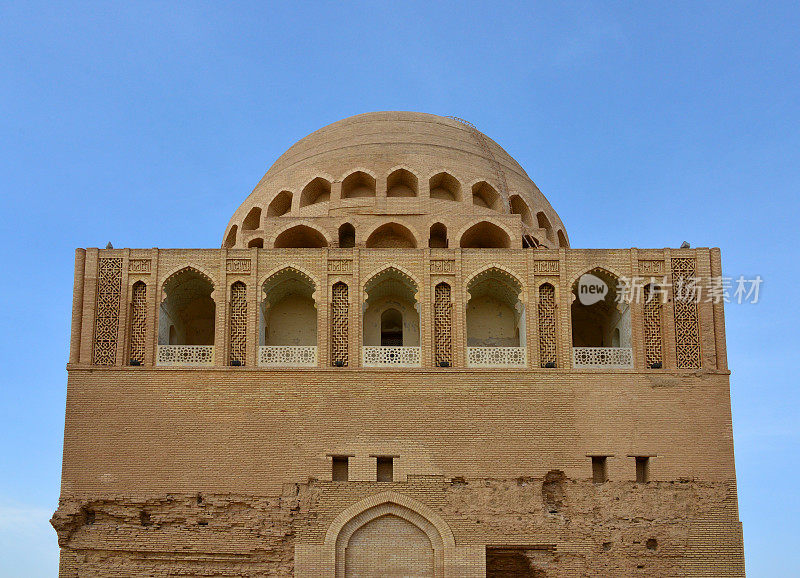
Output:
top-left (223, 111), bottom-right (568, 250)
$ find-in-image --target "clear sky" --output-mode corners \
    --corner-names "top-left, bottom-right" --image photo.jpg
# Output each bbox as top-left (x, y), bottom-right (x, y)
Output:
top-left (1, 2), bottom-right (797, 575)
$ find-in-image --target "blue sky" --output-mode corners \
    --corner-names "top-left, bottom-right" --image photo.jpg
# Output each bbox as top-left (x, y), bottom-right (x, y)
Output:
top-left (1, 2), bottom-right (797, 575)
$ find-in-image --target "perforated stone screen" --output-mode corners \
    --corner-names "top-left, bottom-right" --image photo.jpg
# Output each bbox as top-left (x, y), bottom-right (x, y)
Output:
top-left (229, 282), bottom-right (247, 366)
top-left (331, 282), bottom-right (349, 366)
top-left (129, 282), bottom-right (147, 365)
top-left (434, 283), bottom-right (452, 366)
top-left (538, 283), bottom-right (557, 367)
top-left (672, 258), bottom-right (701, 369)
top-left (92, 258), bottom-right (122, 366)
top-left (643, 284), bottom-right (663, 368)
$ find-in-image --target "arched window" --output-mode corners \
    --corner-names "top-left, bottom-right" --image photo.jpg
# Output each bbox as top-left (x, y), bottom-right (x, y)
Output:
top-left (557, 230), bottom-right (568, 248)
top-left (341, 171), bottom-right (376, 199)
top-left (510, 195), bottom-right (533, 226)
top-left (248, 237), bottom-right (264, 248)
top-left (299, 178), bottom-right (331, 208)
top-left (274, 225), bottom-right (328, 248)
top-left (429, 172), bottom-right (461, 201)
top-left (571, 268), bottom-right (632, 368)
top-left (338, 223), bottom-right (355, 248)
top-left (260, 269), bottom-right (317, 347)
top-left (331, 282), bottom-right (349, 366)
top-left (429, 223), bottom-right (448, 248)
top-left (643, 283), bottom-right (664, 369)
top-left (228, 282), bottom-right (247, 366)
top-left (538, 283), bottom-right (557, 368)
top-left (129, 281), bottom-right (147, 365)
top-left (363, 268), bottom-right (420, 366)
top-left (223, 225), bottom-right (237, 249)
top-left (387, 169), bottom-right (418, 197)
top-left (365, 223), bottom-right (417, 248)
top-left (471, 181), bottom-right (502, 211)
top-left (158, 268), bottom-right (215, 365)
top-left (466, 268), bottom-right (526, 367)
top-left (536, 211), bottom-right (554, 242)
top-left (267, 191), bottom-right (292, 217)
top-left (242, 206), bottom-right (262, 230)
top-left (434, 283), bottom-right (452, 367)
top-left (459, 221), bottom-right (510, 248)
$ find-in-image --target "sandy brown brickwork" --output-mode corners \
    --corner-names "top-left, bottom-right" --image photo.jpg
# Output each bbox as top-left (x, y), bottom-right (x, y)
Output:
top-left (54, 111), bottom-right (744, 576)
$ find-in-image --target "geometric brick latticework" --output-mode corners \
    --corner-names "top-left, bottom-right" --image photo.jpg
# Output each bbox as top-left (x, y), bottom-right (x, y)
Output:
top-left (129, 281), bottom-right (147, 365)
top-left (538, 283), bottom-right (557, 367)
top-left (643, 283), bottom-right (663, 368)
top-left (92, 257), bottom-right (123, 366)
top-left (228, 281), bottom-right (247, 366)
top-left (672, 258), bottom-right (701, 369)
top-left (331, 282), bottom-right (349, 366)
top-left (434, 283), bottom-right (452, 366)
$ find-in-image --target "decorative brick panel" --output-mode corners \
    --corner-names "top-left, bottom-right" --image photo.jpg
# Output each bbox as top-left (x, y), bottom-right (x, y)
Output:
top-left (328, 259), bottom-right (352, 273)
top-left (638, 260), bottom-right (664, 275)
top-left (128, 259), bottom-right (151, 273)
top-left (430, 260), bottom-right (455, 274)
top-left (331, 282), bottom-right (349, 366)
top-left (533, 260), bottom-right (559, 274)
top-left (129, 281), bottom-right (147, 365)
top-left (92, 257), bottom-right (122, 366)
top-left (226, 258), bottom-right (251, 274)
top-left (538, 283), bottom-right (557, 367)
top-left (643, 283), bottom-right (663, 368)
top-left (228, 282), bottom-right (247, 365)
top-left (672, 258), bottom-right (701, 369)
top-left (434, 283), bottom-right (452, 366)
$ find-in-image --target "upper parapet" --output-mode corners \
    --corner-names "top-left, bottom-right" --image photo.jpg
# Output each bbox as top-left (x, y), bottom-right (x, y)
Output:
top-left (223, 112), bottom-right (568, 250)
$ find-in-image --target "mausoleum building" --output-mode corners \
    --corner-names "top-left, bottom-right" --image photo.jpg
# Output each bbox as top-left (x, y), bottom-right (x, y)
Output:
top-left (52, 111), bottom-right (745, 576)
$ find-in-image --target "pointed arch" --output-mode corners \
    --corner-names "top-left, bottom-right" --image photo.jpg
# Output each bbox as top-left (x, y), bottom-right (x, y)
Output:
top-left (261, 265), bottom-right (318, 298)
top-left (299, 178), bottom-right (331, 208)
top-left (324, 490), bottom-right (456, 548)
top-left (471, 181), bottom-right (502, 211)
top-left (223, 225), bottom-right (237, 249)
top-left (338, 222), bottom-right (356, 248)
top-left (362, 264), bottom-right (420, 298)
top-left (260, 266), bottom-right (317, 348)
top-left (429, 171), bottom-right (462, 201)
top-left (129, 281), bottom-right (147, 365)
top-left (387, 168), bottom-right (418, 197)
top-left (273, 224), bottom-right (329, 248)
top-left (535, 211), bottom-right (554, 241)
top-left (342, 170), bottom-right (376, 199)
top-left (159, 266), bottom-right (216, 347)
top-left (429, 222), bottom-right (448, 248)
top-left (267, 191), bottom-right (293, 216)
top-left (228, 281), bottom-right (247, 365)
top-left (242, 206), bottom-right (262, 230)
top-left (509, 194), bottom-right (533, 226)
top-left (161, 265), bottom-right (215, 296)
top-left (570, 266), bottom-right (630, 350)
top-left (458, 220), bottom-right (512, 248)
top-left (365, 222), bottom-right (418, 248)
top-left (538, 282), bottom-right (557, 368)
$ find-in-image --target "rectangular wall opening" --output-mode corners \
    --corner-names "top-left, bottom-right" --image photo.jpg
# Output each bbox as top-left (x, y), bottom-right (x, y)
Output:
top-left (331, 456), bottom-right (349, 481)
top-left (635, 456), bottom-right (650, 483)
top-left (592, 456), bottom-right (607, 483)
top-left (376, 456), bottom-right (394, 482)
